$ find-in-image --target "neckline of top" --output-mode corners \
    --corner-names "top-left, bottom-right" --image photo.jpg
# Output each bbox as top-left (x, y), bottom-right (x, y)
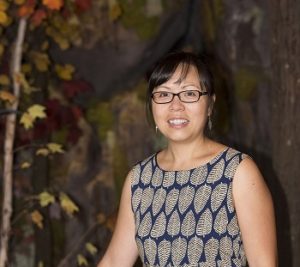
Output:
top-left (154, 147), bottom-right (230, 173)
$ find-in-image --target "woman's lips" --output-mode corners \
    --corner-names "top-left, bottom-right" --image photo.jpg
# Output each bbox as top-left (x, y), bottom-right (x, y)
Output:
top-left (167, 118), bottom-right (189, 128)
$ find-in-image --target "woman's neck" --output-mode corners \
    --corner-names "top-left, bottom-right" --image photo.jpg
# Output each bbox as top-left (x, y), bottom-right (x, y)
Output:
top-left (158, 136), bottom-right (222, 171)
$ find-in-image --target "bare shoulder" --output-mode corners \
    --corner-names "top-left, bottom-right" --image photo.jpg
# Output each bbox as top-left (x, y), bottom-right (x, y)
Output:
top-left (232, 157), bottom-right (277, 265)
top-left (233, 156), bottom-right (268, 191)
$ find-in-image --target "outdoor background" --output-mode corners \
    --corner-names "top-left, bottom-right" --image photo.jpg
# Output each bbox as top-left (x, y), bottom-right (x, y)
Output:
top-left (0, 0), bottom-right (299, 266)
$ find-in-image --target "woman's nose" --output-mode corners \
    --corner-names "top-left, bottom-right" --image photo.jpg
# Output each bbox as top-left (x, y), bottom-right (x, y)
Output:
top-left (169, 95), bottom-right (185, 111)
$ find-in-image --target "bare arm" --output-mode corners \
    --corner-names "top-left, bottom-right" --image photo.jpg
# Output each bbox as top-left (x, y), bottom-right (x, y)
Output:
top-left (233, 157), bottom-right (277, 267)
top-left (98, 171), bottom-right (139, 267)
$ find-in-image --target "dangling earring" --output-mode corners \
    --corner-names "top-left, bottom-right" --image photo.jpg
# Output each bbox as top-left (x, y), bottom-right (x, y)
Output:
top-left (155, 125), bottom-right (158, 133)
top-left (208, 116), bottom-right (212, 131)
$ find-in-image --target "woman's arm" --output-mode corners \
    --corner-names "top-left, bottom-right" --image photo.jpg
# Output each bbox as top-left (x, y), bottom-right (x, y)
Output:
top-left (233, 157), bottom-right (278, 267)
top-left (98, 170), bottom-right (139, 267)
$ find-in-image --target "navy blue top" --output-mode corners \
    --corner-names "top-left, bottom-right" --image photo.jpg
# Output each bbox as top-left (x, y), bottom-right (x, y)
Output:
top-left (131, 147), bottom-right (248, 267)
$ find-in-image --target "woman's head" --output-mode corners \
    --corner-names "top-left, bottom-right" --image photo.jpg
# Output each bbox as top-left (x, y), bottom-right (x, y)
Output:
top-left (146, 51), bottom-right (215, 125)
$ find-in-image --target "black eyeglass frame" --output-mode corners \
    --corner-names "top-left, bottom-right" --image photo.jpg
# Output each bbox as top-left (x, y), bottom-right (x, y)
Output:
top-left (151, 90), bottom-right (209, 104)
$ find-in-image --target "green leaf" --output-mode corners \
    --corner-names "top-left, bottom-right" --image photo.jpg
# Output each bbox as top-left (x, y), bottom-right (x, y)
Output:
top-left (77, 254), bottom-right (88, 266)
top-left (39, 191), bottom-right (55, 207)
top-left (85, 242), bottom-right (98, 255)
top-left (59, 192), bottom-right (79, 216)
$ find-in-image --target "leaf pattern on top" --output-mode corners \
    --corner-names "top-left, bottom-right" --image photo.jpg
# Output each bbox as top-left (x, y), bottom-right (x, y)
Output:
top-left (152, 167), bottom-right (163, 187)
top-left (178, 186), bottom-right (195, 214)
top-left (227, 215), bottom-right (239, 236)
top-left (131, 164), bottom-right (141, 186)
top-left (158, 240), bottom-right (171, 266)
top-left (150, 212), bottom-right (167, 238)
top-left (141, 160), bottom-right (152, 185)
top-left (181, 210), bottom-right (196, 237)
top-left (194, 184), bottom-right (212, 213)
top-left (163, 171), bottom-right (175, 188)
top-left (152, 188), bottom-right (166, 216)
top-left (138, 211), bottom-right (152, 237)
top-left (233, 236), bottom-right (241, 258)
top-left (171, 237), bottom-right (187, 266)
top-left (144, 238), bottom-right (157, 265)
top-left (214, 207), bottom-right (228, 235)
top-left (165, 188), bottom-right (179, 215)
top-left (140, 187), bottom-right (154, 214)
top-left (220, 236), bottom-right (233, 260)
top-left (207, 159), bottom-right (225, 184)
top-left (132, 187), bottom-right (143, 212)
top-left (176, 170), bottom-right (190, 185)
top-left (211, 183), bottom-right (228, 212)
top-left (227, 183), bottom-right (234, 213)
top-left (167, 210), bottom-right (181, 237)
top-left (210, 149), bottom-right (226, 165)
top-left (187, 236), bottom-right (203, 264)
top-left (134, 210), bottom-right (140, 230)
top-left (132, 150), bottom-right (246, 266)
top-left (135, 238), bottom-right (145, 262)
top-left (196, 208), bottom-right (212, 236)
top-left (224, 155), bottom-right (239, 179)
top-left (190, 165), bottom-right (208, 186)
top-left (204, 237), bottom-right (219, 261)
top-left (225, 148), bottom-right (239, 161)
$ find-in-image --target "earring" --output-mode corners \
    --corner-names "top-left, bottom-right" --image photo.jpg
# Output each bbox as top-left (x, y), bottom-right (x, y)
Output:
top-left (155, 125), bottom-right (158, 133)
top-left (208, 116), bottom-right (212, 131)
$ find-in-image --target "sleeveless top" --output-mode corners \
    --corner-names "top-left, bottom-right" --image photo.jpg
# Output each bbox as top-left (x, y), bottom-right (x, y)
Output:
top-left (131, 147), bottom-right (248, 267)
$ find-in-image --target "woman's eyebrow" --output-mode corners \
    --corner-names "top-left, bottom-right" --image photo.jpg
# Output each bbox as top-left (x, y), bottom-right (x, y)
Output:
top-left (154, 85), bottom-right (172, 91)
top-left (182, 83), bottom-right (201, 89)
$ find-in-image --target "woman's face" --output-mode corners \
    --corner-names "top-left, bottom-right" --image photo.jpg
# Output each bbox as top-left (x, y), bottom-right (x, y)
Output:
top-left (151, 64), bottom-right (214, 144)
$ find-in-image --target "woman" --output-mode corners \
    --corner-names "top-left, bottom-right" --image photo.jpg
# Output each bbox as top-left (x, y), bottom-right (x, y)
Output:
top-left (98, 51), bottom-right (277, 266)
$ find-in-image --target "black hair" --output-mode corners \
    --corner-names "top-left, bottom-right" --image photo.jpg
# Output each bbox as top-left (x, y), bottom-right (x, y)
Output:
top-left (146, 51), bottom-right (215, 125)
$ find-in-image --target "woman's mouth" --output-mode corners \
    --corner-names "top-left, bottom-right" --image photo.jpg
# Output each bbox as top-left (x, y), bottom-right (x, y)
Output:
top-left (168, 119), bottom-right (189, 127)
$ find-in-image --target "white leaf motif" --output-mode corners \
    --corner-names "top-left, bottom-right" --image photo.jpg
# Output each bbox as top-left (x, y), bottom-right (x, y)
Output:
top-left (152, 188), bottom-right (166, 216)
top-left (150, 212), bottom-right (167, 238)
top-left (194, 184), bottom-right (212, 213)
top-left (171, 237), bottom-right (187, 266)
top-left (165, 188), bottom-right (179, 215)
top-left (211, 183), bottom-right (228, 212)
top-left (178, 186), bottom-right (195, 214)
top-left (196, 209), bottom-right (212, 236)
top-left (158, 240), bottom-right (171, 266)
top-left (181, 210), bottom-right (196, 237)
top-left (207, 159), bottom-right (225, 184)
top-left (167, 210), bottom-right (181, 236)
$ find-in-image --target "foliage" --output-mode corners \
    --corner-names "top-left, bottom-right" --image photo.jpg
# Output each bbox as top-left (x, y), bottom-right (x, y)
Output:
top-left (0, 0), bottom-right (99, 265)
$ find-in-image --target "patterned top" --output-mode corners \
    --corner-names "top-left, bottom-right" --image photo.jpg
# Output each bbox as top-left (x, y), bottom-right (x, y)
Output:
top-left (131, 147), bottom-right (248, 267)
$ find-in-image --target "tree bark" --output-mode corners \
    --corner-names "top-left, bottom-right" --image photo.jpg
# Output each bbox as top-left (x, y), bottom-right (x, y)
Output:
top-left (271, 0), bottom-right (300, 265)
top-left (0, 18), bottom-right (27, 267)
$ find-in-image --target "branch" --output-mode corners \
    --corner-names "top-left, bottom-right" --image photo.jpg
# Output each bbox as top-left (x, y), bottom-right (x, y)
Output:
top-left (0, 17), bottom-right (27, 267)
top-left (57, 222), bottom-right (99, 267)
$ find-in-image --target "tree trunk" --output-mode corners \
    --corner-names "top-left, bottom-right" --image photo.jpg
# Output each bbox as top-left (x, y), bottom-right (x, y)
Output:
top-left (271, 0), bottom-right (300, 265)
top-left (0, 18), bottom-right (27, 267)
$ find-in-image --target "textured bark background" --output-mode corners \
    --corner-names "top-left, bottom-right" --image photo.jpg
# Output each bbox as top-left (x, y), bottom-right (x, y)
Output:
top-left (6, 0), bottom-right (299, 266)
top-left (271, 0), bottom-right (300, 266)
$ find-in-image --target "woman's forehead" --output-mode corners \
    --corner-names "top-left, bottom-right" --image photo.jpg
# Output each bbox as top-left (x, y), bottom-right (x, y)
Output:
top-left (165, 64), bottom-right (200, 85)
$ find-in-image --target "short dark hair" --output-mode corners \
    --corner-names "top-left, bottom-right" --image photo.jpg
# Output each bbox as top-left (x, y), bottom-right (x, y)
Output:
top-left (146, 51), bottom-right (215, 125)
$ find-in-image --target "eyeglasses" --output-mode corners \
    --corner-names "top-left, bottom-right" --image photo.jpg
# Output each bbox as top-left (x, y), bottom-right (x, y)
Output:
top-left (151, 90), bottom-right (208, 104)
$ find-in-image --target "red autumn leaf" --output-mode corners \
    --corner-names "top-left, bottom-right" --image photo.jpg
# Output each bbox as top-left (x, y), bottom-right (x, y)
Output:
top-left (31, 9), bottom-right (47, 26)
top-left (17, 0), bottom-right (35, 17)
top-left (75, 0), bottom-right (91, 12)
top-left (42, 0), bottom-right (63, 11)
top-left (62, 79), bottom-right (92, 99)
top-left (71, 106), bottom-right (83, 120)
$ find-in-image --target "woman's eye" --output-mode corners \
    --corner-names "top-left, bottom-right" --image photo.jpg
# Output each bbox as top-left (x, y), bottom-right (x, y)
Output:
top-left (185, 91), bottom-right (197, 97)
top-left (158, 92), bottom-right (170, 98)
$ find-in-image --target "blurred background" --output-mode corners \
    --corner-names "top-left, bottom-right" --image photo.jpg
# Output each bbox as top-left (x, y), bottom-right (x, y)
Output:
top-left (0, 0), bottom-right (299, 266)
